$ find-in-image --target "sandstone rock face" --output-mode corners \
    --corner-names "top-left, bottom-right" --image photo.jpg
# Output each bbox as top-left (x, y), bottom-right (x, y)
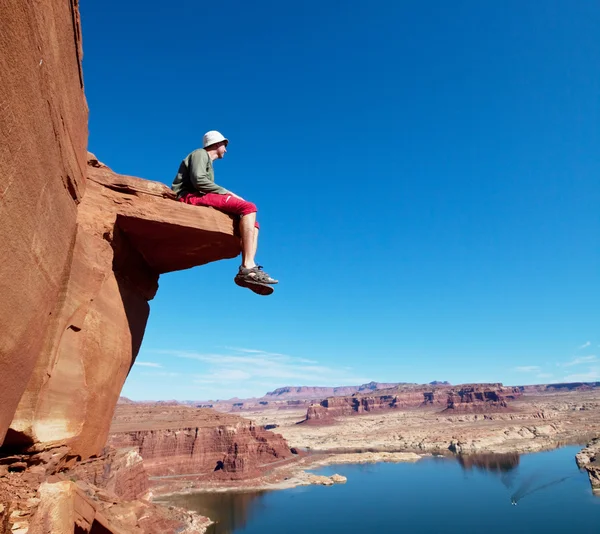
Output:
top-left (445, 384), bottom-right (520, 412)
top-left (26, 479), bottom-right (211, 534)
top-left (0, 0), bottom-right (88, 446)
top-left (109, 405), bottom-right (293, 479)
top-left (65, 447), bottom-right (149, 501)
top-left (5, 158), bottom-right (241, 459)
top-left (305, 386), bottom-right (449, 421)
top-left (576, 438), bottom-right (600, 493)
top-left (1, 0), bottom-right (242, 456)
top-left (305, 384), bottom-right (520, 421)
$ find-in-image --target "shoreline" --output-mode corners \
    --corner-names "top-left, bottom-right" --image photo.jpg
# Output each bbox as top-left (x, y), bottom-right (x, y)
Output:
top-left (150, 439), bottom-right (591, 500)
top-left (151, 451), bottom-right (423, 499)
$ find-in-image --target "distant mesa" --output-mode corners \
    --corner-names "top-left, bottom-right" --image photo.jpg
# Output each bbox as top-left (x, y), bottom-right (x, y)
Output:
top-left (520, 382), bottom-right (600, 393)
top-left (303, 383), bottom-right (520, 422)
top-left (444, 384), bottom-right (520, 413)
top-left (264, 382), bottom-right (412, 400)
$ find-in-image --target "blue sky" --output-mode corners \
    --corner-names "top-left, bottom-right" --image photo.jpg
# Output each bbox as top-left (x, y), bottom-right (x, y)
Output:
top-left (80, 1), bottom-right (599, 401)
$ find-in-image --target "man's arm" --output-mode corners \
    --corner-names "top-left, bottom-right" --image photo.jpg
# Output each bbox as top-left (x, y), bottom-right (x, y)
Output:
top-left (188, 150), bottom-right (229, 195)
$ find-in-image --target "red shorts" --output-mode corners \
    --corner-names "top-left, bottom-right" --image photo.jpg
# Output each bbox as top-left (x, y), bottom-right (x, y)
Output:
top-left (179, 193), bottom-right (260, 229)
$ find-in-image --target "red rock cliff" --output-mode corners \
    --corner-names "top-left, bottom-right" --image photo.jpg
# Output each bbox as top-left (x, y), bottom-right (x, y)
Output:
top-left (108, 405), bottom-right (294, 480)
top-left (0, 0), bottom-right (242, 461)
top-left (0, 0), bottom-right (88, 446)
top-left (305, 386), bottom-right (449, 421)
top-left (445, 384), bottom-right (520, 412)
top-left (305, 384), bottom-right (520, 421)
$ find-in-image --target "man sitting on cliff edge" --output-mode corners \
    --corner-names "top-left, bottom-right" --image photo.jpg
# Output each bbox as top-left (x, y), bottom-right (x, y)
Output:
top-left (172, 130), bottom-right (278, 296)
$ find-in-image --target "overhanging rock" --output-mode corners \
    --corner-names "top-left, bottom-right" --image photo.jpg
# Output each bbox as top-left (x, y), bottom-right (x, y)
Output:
top-left (6, 157), bottom-right (241, 458)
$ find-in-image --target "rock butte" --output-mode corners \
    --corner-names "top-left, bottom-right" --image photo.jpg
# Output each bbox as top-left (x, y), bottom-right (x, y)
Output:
top-left (108, 405), bottom-right (295, 480)
top-left (303, 383), bottom-right (521, 422)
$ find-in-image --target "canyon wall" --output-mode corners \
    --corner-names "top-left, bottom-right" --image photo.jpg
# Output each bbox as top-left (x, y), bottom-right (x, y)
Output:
top-left (445, 384), bottom-right (521, 413)
top-left (4, 158), bottom-right (241, 460)
top-left (0, 0), bottom-right (88, 446)
top-left (108, 406), bottom-right (294, 479)
top-left (1, 0), bottom-right (241, 461)
top-left (305, 384), bottom-right (520, 422)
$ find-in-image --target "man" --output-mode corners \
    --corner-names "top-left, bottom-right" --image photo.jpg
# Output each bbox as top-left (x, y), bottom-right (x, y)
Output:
top-left (172, 130), bottom-right (278, 296)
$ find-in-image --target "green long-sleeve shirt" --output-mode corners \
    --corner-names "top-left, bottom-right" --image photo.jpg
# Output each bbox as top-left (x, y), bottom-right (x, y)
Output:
top-left (172, 148), bottom-right (229, 198)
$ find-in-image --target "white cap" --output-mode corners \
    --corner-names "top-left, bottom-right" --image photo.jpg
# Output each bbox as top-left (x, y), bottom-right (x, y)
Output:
top-left (203, 130), bottom-right (229, 148)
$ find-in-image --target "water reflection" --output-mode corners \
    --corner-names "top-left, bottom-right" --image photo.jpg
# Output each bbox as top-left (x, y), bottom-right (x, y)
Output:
top-left (456, 452), bottom-right (520, 473)
top-left (456, 452), bottom-right (520, 495)
top-left (161, 490), bottom-right (266, 534)
top-left (455, 451), bottom-right (573, 505)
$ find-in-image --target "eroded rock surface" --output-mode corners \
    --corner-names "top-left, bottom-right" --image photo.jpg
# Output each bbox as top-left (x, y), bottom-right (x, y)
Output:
top-left (1, 0), bottom-right (242, 461)
top-left (246, 389), bottom-right (600, 456)
top-left (0, 0), bottom-right (88, 446)
top-left (1, 0), bottom-right (246, 529)
top-left (445, 384), bottom-right (521, 412)
top-left (108, 405), bottom-right (294, 480)
top-left (576, 438), bottom-right (600, 493)
top-left (304, 383), bottom-right (517, 422)
top-left (4, 155), bottom-right (242, 460)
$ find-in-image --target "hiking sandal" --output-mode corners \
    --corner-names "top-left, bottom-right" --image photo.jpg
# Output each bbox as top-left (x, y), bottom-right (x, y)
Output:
top-left (236, 266), bottom-right (278, 285)
top-left (234, 275), bottom-right (274, 296)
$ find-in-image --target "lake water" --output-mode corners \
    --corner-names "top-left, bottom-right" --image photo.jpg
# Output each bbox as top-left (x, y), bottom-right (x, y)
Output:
top-left (160, 446), bottom-right (600, 533)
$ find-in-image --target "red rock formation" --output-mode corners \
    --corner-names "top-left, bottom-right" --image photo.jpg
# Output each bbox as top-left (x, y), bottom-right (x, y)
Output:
top-left (304, 386), bottom-right (449, 421)
top-left (1, 0), bottom-right (244, 459)
top-left (444, 384), bottom-right (520, 413)
top-left (5, 157), bottom-right (241, 459)
top-left (108, 406), bottom-right (294, 480)
top-left (25, 479), bottom-right (211, 534)
top-left (304, 384), bottom-right (520, 422)
top-left (65, 447), bottom-right (149, 500)
top-left (0, 0), bottom-right (88, 446)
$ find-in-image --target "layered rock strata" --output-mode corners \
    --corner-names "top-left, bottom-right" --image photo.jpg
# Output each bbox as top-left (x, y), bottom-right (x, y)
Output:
top-left (65, 447), bottom-right (150, 501)
top-left (445, 384), bottom-right (520, 412)
top-left (109, 405), bottom-right (294, 479)
top-left (305, 384), bottom-right (520, 422)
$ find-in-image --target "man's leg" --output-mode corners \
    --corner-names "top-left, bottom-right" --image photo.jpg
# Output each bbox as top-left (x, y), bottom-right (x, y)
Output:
top-left (180, 193), bottom-right (277, 288)
top-left (240, 212), bottom-right (257, 269)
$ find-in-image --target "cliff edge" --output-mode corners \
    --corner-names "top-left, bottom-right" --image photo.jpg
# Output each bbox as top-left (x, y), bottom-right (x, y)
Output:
top-left (0, 0), bottom-right (249, 531)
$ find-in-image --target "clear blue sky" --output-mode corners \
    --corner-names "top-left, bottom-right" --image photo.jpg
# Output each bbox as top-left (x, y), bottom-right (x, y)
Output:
top-left (80, 1), bottom-right (599, 401)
